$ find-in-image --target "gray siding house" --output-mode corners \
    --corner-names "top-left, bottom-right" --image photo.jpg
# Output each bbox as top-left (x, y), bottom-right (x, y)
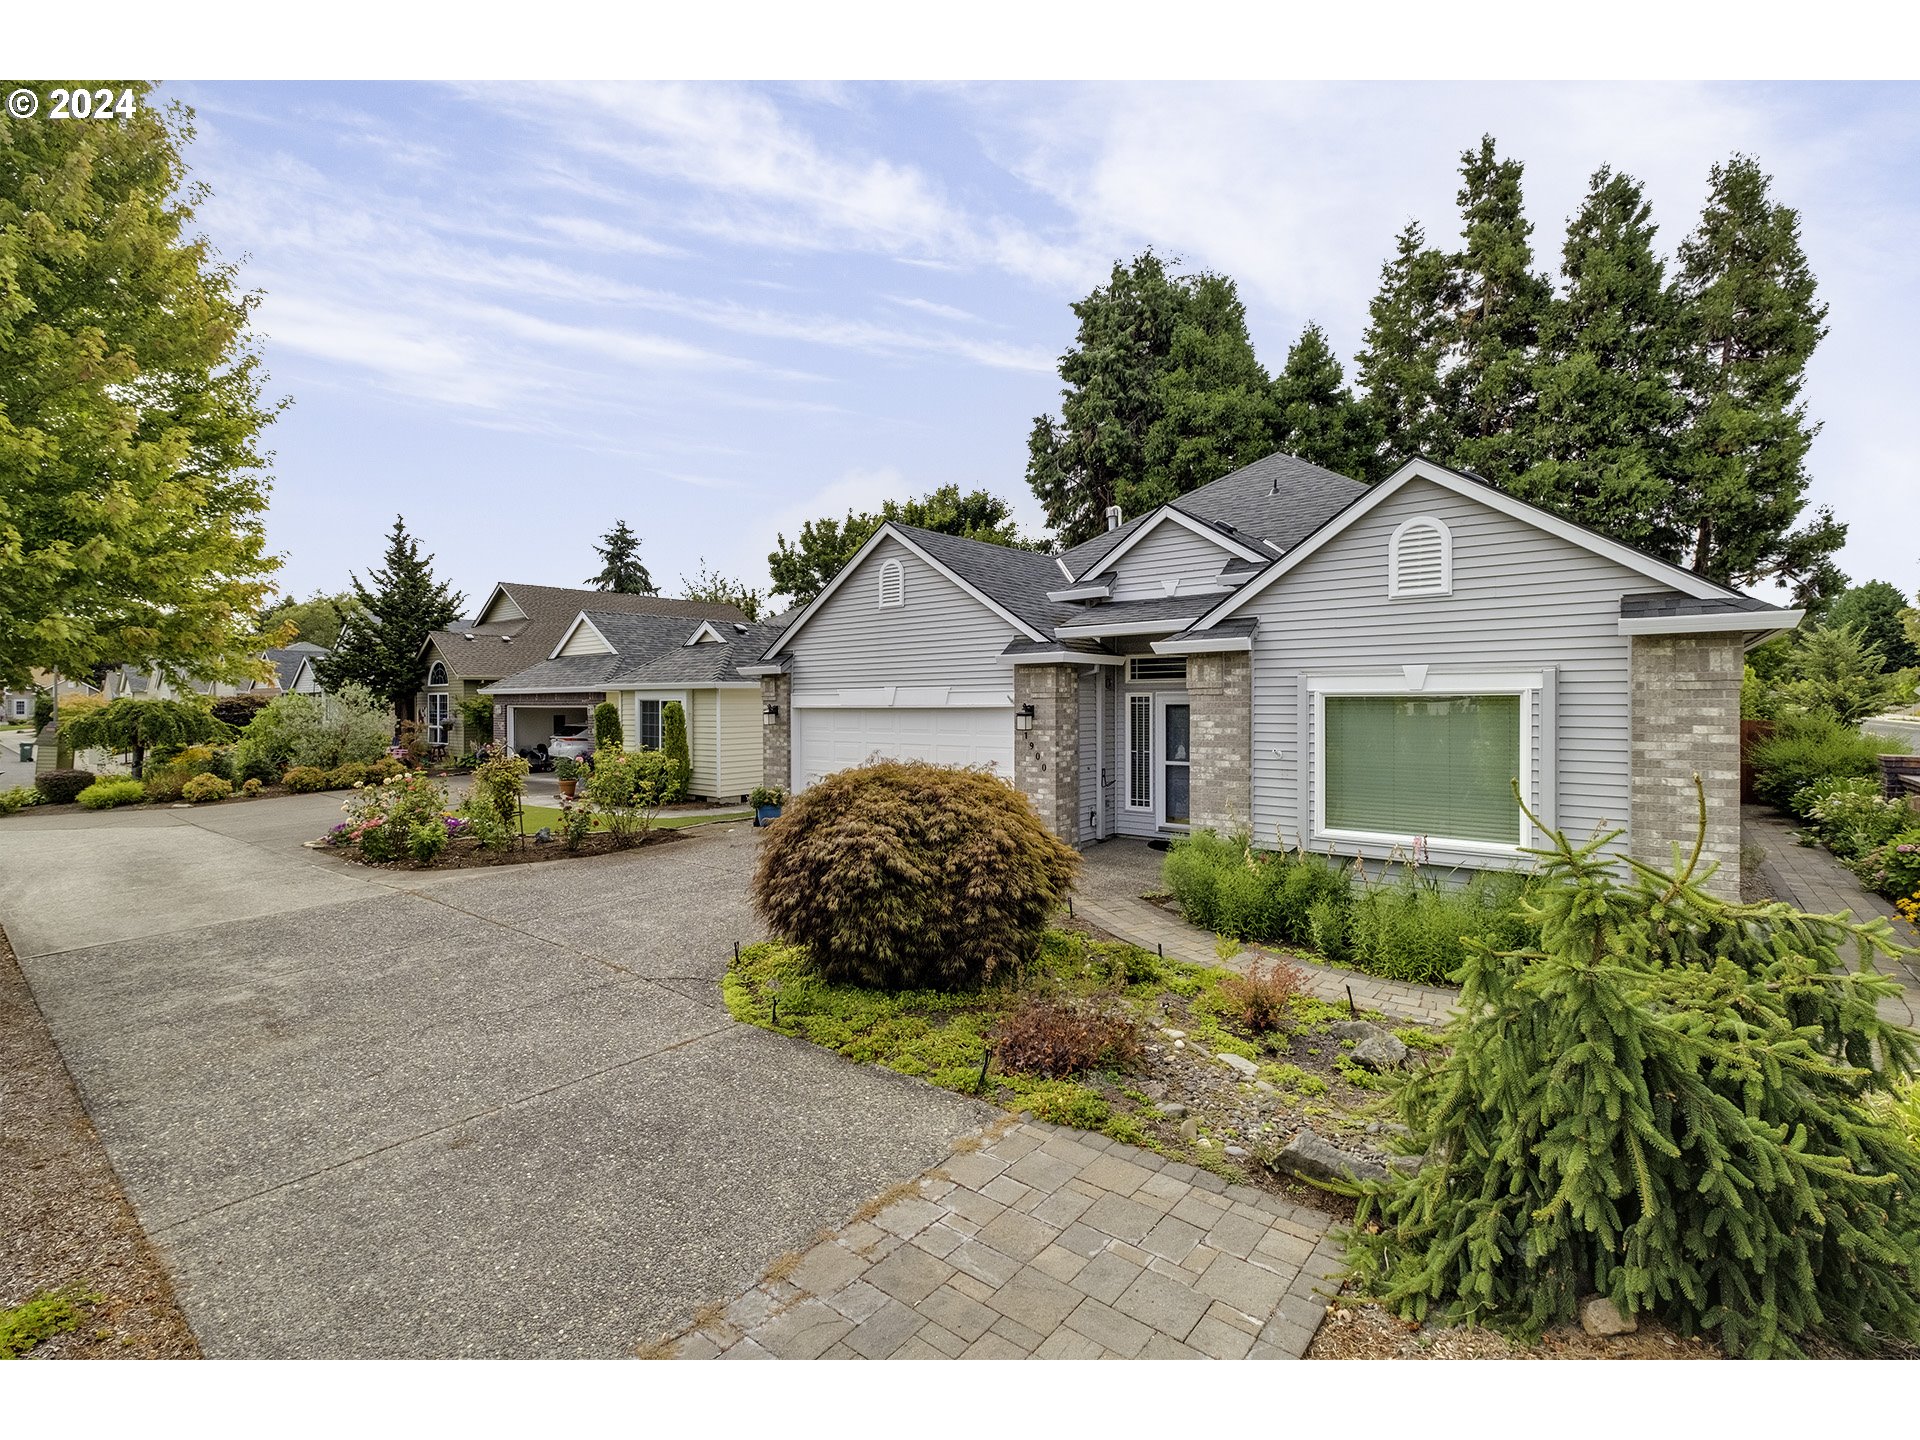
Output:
top-left (747, 454), bottom-right (1802, 898)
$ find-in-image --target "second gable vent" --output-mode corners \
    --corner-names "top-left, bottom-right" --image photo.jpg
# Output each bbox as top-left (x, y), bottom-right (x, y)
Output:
top-left (1388, 517), bottom-right (1452, 598)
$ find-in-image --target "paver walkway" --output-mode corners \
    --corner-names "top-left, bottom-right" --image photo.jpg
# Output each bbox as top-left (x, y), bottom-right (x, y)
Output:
top-left (652, 1117), bottom-right (1343, 1360)
top-left (1072, 839), bottom-right (1458, 1026)
top-left (1742, 804), bottom-right (1920, 1030)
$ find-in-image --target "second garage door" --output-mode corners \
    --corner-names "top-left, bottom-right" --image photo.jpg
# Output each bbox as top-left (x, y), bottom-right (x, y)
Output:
top-left (792, 706), bottom-right (1014, 791)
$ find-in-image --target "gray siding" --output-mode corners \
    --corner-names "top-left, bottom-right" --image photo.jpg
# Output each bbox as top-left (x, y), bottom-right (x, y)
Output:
top-left (1105, 521), bottom-right (1238, 601)
top-left (782, 535), bottom-right (1023, 699)
top-left (1076, 668), bottom-right (1102, 841)
top-left (1240, 476), bottom-right (1651, 869)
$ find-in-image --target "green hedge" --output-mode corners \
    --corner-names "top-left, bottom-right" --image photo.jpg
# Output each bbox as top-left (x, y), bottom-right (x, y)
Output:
top-left (1750, 711), bottom-right (1901, 816)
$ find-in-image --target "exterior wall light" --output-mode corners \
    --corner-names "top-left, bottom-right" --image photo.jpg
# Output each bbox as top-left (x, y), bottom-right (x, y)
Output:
top-left (1014, 703), bottom-right (1036, 733)
top-left (763, 703), bottom-right (780, 726)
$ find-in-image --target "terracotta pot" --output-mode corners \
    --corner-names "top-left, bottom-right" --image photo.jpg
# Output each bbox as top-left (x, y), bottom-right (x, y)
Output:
top-left (558, 778), bottom-right (577, 799)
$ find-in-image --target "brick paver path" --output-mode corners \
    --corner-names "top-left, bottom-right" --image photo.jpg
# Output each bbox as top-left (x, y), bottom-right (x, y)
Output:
top-left (653, 1118), bottom-right (1343, 1360)
top-left (1071, 839), bottom-right (1458, 1026)
top-left (1742, 804), bottom-right (1920, 1029)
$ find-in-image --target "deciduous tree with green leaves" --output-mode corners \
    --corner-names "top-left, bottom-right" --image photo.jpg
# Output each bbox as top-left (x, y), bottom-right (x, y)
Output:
top-left (586, 519), bottom-right (656, 594)
top-left (259, 590), bottom-right (355, 649)
top-left (60, 697), bottom-right (225, 779)
top-left (1345, 787), bottom-right (1920, 1359)
top-left (316, 517), bottom-right (464, 719)
top-left (768, 485), bottom-right (1029, 605)
top-left (680, 559), bottom-right (763, 620)
top-left (0, 81), bottom-right (288, 692)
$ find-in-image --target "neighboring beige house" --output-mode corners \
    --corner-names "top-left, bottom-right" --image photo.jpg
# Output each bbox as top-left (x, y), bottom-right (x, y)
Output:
top-left (99, 641), bottom-right (330, 703)
top-left (416, 584), bottom-right (747, 756)
top-left (482, 609), bottom-right (784, 801)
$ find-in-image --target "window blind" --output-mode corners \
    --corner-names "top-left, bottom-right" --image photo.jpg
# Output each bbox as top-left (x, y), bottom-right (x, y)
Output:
top-left (1324, 694), bottom-right (1520, 844)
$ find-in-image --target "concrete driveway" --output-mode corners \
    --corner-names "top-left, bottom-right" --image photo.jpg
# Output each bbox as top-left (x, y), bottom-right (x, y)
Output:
top-left (0, 795), bottom-right (987, 1357)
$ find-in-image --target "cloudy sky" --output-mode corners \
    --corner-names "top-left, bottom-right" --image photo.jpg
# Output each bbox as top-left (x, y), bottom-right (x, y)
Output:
top-left (171, 80), bottom-right (1920, 610)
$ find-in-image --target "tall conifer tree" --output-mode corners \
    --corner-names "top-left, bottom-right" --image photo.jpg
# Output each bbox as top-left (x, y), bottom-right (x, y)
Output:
top-left (1443, 136), bottom-right (1552, 481)
top-left (586, 519), bottom-right (656, 594)
top-left (1510, 166), bottom-right (1686, 554)
top-left (1271, 322), bottom-right (1380, 480)
top-left (1355, 220), bottom-right (1454, 478)
top-left (317, 516), bottom-right (465, 718)
top-left (1671, 155), bottom-right (1845, 600)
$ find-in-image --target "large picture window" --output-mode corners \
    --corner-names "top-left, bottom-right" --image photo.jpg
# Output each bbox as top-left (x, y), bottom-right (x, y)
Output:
top-left (1321, 692), bottom-right (1523, 847)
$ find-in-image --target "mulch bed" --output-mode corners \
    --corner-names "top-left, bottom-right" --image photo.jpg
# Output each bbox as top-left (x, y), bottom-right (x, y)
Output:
top-left (0, 927), bottom-right (200, 1358)
top-left (319, 826), bottom-right (688, 870)
top-left (1305, 1292), bottom-right (1723, 1359)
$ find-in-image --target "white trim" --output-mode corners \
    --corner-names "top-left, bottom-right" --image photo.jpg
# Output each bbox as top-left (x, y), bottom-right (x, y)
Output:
top-left (1007, 650), bottom-right (1127, 667)
top-left (1154, 691), bottom-right (1193, 831)
top-left (876, 557), bottom-right (905, 609)
top-left (426, 660), bottom-right (449, 687)
top-left (1308, 670), bottom-right (1541, 857)
top-left (1618, 609), bottom-right (1803, 636)
top-left (481, 685), bottom-right (615, 696)
top-left (1054, 616), bottom-right (1197, 639)
top-left (548, 612), bottom-right (610, 660)
top-left (1195, 457), bottom-right (1745, 629)
top-left (1125, 692), bottom-right (1153, 812)
top-left (1047, 583), bottom-right (1113, 602)
top-left (1091, 668), bottom-right (1109, 841)
top-left (791, 687), bottom-right (1012, 710)
top-left (1079, 505), bottom-right (1268, 581)
top-left (1387, 515), bottom-right (1453, 598)
top-left (767, 523), bottom-right (1048, 656)
top-left (475, 582), bottom-right (522, 624)
top-left (685, 620), bottom-right (729, 645)
top-left (1053, 555), bottom-right (1073, 580)
top-left (1151, 632), bottom-right (1253, 655)
top-left (735, 660), bottom-right (787, 677)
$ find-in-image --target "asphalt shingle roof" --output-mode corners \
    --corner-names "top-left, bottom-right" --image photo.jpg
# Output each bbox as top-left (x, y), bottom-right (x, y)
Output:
top-left (887, 525), bottom-right (1080, 636)
top-left (427, 584), bottom-right (747, 681)
top-left (1619, 591), bottom-right (1786, 619)
top-left (1053, 594), bottom-right (1214, 632)
top-left (486, 612), bottom-right (786, 693)
top-left (264, 642), bottom-right (328, 691)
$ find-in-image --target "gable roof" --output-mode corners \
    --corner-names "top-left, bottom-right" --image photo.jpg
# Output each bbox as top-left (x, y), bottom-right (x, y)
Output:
top-left (263, 642), bottom-right (328, 691)
top-left (1076, 504), bottom-right (1271, 583)
top-left (486, 611), bottom-right (784, 694)
top-left (425, 585), bottom-right (747, 680)
top-left (1192, 457), bottom-right (1797, 631)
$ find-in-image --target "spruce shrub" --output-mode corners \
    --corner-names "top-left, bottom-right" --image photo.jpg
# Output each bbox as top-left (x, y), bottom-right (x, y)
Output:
top-left (1345, 789), bottom-right (1920, 1359)
top-left (1749, 711), bottom-right (1899, 814)
top-left (752, 760), bottom-right (1080, 990)
top-left (35, 769), bottom-right (95, 805)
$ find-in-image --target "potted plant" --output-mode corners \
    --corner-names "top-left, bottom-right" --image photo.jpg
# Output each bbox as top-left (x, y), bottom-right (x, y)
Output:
top-left (750, 785), bottom-right (785, 827)
top-left (554, 754), bottom-right (582, 798)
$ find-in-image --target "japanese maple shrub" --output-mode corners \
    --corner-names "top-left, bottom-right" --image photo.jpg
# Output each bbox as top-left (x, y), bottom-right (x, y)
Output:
top-left (1344, 784), bottom-right (1920, 1359)
top-left (751, 760), bottom-right (1080, 990)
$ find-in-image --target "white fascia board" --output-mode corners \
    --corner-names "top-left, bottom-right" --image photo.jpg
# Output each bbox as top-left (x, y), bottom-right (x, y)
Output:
top-left (1079, 505), bottom-right (1268, 582)
top-left (1047, 583), bottom-right (1113, 602)
top-left (548, 612), bottom-right (608, 661)
top-left (685, 620), bottom-right (728, 645)
top-left (766, 522), bottom-right (1047, 656)
top-left (1008, 650), bottom-right (1127, 667)
top-left (735, 661), bottom-right (787, 677)
top-left (1194, 458), bottom-right (1743, 630)
top-left (474, 582), bottom-right (516, 625)
top-left (1053, 617), bottom-right (1198, 639)
top-left (1618, 610), bottom-right (1803, 636)
top-left (1151, 633), bottom-right (1253, 655)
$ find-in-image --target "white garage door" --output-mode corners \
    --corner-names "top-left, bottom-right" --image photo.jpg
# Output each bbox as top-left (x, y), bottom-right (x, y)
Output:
top-left (793, 706), bottom-right (1013, 790)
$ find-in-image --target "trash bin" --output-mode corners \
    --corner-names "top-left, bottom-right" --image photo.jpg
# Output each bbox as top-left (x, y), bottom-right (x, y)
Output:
top-left (17, 741), bottom-right (32, 763)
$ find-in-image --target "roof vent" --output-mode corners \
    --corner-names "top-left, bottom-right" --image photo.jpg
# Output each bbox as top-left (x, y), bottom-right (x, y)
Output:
top-left (1104, 504), bottom-right (1122, 532)
top-left (1271, 477), bottom-right (1279, 495)
top-left (733, 623), bottom-right (748, 635)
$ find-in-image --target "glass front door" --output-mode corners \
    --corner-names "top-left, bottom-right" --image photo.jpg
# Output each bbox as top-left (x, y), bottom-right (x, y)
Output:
top-left (1162, 701), bottom-right (1190, 826)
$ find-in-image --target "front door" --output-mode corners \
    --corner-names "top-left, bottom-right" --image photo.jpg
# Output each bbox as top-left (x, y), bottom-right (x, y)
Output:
top-left (1157, 694), bottom-right (1191, 829)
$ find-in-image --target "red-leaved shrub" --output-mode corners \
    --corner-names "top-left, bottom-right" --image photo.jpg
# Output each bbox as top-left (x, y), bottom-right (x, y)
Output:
top-left (991, 996), bottom-right (1141, 1078)
top-left (1219, 958), bottom-right (1303, 1034)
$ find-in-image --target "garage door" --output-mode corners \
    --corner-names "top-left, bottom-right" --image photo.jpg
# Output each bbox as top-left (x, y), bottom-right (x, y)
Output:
top-left (793, 706), bottom-right (1014, 790)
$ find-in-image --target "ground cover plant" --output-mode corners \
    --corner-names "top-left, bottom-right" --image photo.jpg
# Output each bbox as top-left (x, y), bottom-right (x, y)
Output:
top-left (725, 927), bottom-right (1430, 1188)
top-left (0, 1286), bottom-right (100, 1358)
top-left (75, 779), bottom-right (146, 810)
top-left (1163, 829), bottom-right (1533, 986)
top-left (752, 760), bottom-right (1080, 990)
top-left (1341, 789), bottom-right (1920, 1360)
top-left (0, 786), bottom-right (38, 815)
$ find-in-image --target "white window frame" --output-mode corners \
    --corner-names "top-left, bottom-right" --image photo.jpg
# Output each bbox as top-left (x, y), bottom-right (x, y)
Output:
top-left (876, 557), bottom-right (905, 609)
top-left (1309, 670), bottom-right (1541, 857)
top-left (427, 660), bottom-right (449, 686)
top-left (425, 691), bottom-right (451, 745)
top-left (11, 697), bottom-right (27, 718)
top-left (1387, 516), bottom-right (1453, 599)
top-left (1125, 693), bottom-right (1153, 812)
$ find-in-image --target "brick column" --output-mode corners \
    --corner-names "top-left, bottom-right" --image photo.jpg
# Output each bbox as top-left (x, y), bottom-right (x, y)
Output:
top-left (1187, 650), bottom-right (1252, 837)
top-left (761, 674), bottom-right (791, 792)
top-left (1629, 633), bottom-right (1742, 900)
top-left (1014, 665), bottom-right (1079, 842)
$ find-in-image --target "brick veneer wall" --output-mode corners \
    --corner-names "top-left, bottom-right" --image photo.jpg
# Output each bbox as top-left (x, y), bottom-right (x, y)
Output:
top-left (760, 674), bottom-right (791, 792)
top-left (1188, 650), bottom-right (1252, 838)
top-left (1014, 664), bottom-right (1079, 842)
top-left (1628, 633), bottom-right (1742, 900)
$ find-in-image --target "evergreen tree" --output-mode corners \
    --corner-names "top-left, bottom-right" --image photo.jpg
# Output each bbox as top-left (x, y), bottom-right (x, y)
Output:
top-left (316, 517), bottom-right (465, 718)
top-left (1354, 221), bottom-right (1455, 479)
top-left (1443, 136), bottom-right (1553, 482)
top-left (0, 81), bottom-right (288, 691)
top-left (1780, 623), bottom-right (1911, 724)
top-left (1826, 580), bottom-right (1919, 671)
top-left (1672, 154), bottom-right (1845, 601)
top-left (1028, 253), bottom-right (1281, 544)
top-left (660, 700), bottom-right (691, 801)
top-left (1345, 788), bottom-right (1920, 1359)
top-left (586, 519), bottom-right (656, 593)
top-left (768, 485), bottom-right (1029, 605)
top-left (1510, 166), bottom-right (1686, 555)
top-left (1271, 322), bottom-right (1380, 480)
top-left (1134, 274), bottom-right (1280, 512)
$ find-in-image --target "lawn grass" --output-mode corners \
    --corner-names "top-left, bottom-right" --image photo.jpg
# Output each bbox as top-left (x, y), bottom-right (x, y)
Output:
top-left (517, 804), bottom-right (750, 834)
